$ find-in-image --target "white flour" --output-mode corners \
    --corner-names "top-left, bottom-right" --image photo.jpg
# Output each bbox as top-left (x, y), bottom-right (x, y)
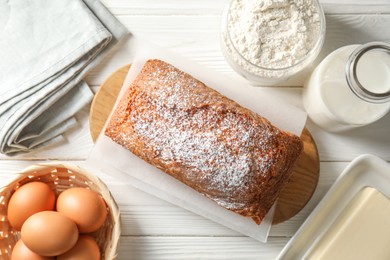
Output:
top-left (222, 0), bottom-right (322, 81)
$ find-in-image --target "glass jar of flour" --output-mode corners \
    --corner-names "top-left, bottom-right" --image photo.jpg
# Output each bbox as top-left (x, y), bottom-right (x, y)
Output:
top-left (303, 42), bottom-right (390, 132)
top-left (220, 0), bottom-right (326, 86)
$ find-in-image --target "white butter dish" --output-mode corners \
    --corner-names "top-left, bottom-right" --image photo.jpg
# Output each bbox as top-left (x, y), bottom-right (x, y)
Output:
top-left (277, 154), bottom-right (390, 259)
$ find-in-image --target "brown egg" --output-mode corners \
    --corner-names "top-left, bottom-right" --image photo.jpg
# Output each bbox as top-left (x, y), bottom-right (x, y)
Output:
top-left (56, 187), bottom-right (107, 233)
top-left (7, 181), bottom-right (55, 230)
top-left (11, 239), bottom-right (54, 260)
top-left (57, 235), bottom-right (101, 260)
top-left (21, 211), bottom-right (79, 257)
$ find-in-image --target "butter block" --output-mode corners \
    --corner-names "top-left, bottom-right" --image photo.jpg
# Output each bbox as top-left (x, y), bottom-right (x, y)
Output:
top-left (305, 187), bottom-right (390, 260)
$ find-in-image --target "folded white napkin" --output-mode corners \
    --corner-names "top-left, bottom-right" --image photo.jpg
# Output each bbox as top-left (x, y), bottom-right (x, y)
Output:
top-left (0, 0), bottom-right (128, 155)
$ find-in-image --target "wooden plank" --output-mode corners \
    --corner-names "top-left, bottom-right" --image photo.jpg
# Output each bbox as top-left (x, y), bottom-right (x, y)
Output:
top-left (307, 115), bottom-right (390, 162)
top-left (0, 161), bottom-right (350, 238)
top-left (115, 236), bottom-right (288, 260)
top-left (100, 0), bottom-right (390, 15)
top-left (85, 14), bottom-right (390, 87)
top-left (101, 0), bottom-right (229, 15)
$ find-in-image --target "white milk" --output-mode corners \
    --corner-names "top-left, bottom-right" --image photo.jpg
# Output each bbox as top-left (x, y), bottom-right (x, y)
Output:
top-left (303, 44), bottom-right (390, 132)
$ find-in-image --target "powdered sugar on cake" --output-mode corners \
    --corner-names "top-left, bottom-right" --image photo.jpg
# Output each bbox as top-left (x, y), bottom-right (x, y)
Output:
top-left (125, 62), bottom-right (281, 209)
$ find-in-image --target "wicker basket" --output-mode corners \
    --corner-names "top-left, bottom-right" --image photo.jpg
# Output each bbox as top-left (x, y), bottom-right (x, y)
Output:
top-left (0, 162), bottom-right (120, 260)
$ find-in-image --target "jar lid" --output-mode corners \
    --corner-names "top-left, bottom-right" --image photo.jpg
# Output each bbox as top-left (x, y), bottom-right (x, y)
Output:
top-left (346, 42), bottom-right (390, 103)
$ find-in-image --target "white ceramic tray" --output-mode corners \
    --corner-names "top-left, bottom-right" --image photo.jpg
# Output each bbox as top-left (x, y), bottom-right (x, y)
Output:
top-left (277, 154), bottom-right (390, 259)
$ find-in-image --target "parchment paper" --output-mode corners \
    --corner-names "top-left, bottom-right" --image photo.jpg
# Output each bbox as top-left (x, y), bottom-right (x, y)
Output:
top-left (88, 41), bottom-right (307, 242)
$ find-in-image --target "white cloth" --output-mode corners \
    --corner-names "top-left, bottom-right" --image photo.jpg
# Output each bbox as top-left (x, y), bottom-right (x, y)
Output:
top-left (0, 0), bottom-right (128, 155)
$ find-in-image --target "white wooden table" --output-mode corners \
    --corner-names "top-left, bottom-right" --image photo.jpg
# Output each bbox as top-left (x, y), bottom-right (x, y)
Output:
top-left (1, 0), bottom-right (390, 259)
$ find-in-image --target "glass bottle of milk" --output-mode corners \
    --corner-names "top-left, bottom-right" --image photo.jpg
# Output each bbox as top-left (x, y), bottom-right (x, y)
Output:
top-left (303, 42), bottom-right (390, 132)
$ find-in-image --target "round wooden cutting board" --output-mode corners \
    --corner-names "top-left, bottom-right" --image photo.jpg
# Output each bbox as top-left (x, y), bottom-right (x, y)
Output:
top-left (89, 64), bottom-right (131, 141)
top-left (89, 65), bottom-right (320, 225)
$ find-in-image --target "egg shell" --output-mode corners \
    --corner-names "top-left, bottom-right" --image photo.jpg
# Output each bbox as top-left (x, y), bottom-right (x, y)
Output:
top-left (11, 239), bottom-right (54, 260)
top-left (56, 187), bottom-right (107, 233)
top-left (21, 211), bottom-right (79, 257)
top-left (57, 235), bottom-right (101, 260)
top-left (7, 181), bottom-right (55, 230)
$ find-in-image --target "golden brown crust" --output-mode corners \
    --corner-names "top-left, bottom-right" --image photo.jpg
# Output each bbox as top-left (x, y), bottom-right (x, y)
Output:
top-left (105, 59), bottom-right (303, 224)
